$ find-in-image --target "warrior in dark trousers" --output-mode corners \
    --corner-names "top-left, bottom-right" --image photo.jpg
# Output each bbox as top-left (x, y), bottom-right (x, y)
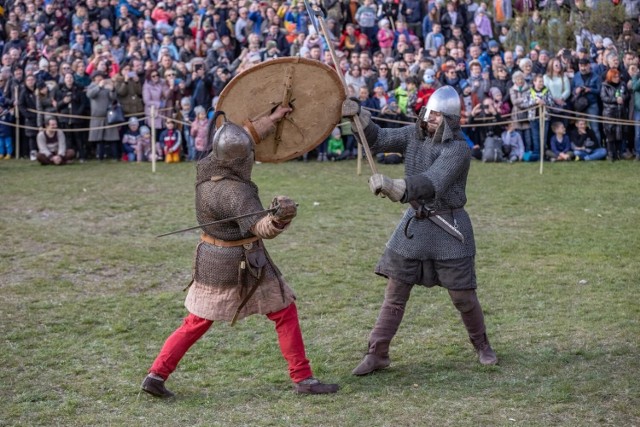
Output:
top-left (142, 106), bottom-right (339, 397)
top-left (343, 85), bottom-right (498, 376)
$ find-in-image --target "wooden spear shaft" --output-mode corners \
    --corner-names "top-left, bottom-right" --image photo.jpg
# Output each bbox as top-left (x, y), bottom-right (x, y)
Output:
top-left (314, 12), bottom-right (378, 175)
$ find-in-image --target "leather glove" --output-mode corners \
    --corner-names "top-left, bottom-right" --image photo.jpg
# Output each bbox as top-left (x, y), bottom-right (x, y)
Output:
top-left (369, 174), bottom-right (406, 202)
top-left (342, 98), bottom-right (360, 117)
top-left (270, 196), bottom-right (297, 223)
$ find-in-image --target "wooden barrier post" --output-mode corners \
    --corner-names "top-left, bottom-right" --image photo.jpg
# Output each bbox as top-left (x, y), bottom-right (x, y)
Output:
top-left (151, 105), bottom-right (156, 173)
top-left (14, 86), bottom-right (19, 159)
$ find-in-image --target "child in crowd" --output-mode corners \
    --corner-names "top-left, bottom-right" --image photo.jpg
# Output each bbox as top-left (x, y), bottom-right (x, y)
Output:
top-left (424, 23), bottom-right (444, 52)
top-left (489, 87), bottom-right (511, 116)
top-left (326, 127), bottom-right (345, 161)
top-left (570, 119), bottom-right (607, 161)
top-left (525, 74), bottom-right (553, 162)
top-left (501, 122), bottom-right (524, 162)
top-left (190, 106), bottom-right (210, 160)
top-left (0, 99), bottom-right (15, 159)
top-left (122, 117), bottom-right (141, 162)
top-left (137, 126), bottom-right (152, 162)
top-left (159, 118), bottom-right (182, 163)
top-left (175, 97), bottom-right (195, 161)
top-left (546, 121), bottom-right (574, 161)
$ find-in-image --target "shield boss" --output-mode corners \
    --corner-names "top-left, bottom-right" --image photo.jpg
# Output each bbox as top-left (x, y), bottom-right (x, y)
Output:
top-left (216, 57), bottom-right (345, 163)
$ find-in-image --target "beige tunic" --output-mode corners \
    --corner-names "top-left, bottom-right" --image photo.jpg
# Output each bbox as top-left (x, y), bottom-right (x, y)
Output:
top-left (184, 215), bottom-right (296, 322)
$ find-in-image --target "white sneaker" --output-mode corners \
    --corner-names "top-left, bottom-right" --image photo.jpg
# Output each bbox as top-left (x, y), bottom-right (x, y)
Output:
top-left (30, 150), bottom-right (37, 161)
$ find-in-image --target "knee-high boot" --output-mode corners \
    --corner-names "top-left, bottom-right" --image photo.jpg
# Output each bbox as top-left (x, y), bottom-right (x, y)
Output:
top-left (448, 289), bottom-right (498, 365)
top-left (352, 279), bottom-right (413, 375)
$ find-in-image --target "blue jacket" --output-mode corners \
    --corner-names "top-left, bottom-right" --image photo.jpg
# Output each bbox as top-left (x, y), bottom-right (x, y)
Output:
top-left (572, 71), bottom-right (601, 106)
top-left (0, 109), bottom-right (15, 137)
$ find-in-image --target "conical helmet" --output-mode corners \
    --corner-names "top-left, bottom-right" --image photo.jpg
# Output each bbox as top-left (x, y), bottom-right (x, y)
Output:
top-left (423, 85), bottom-right (461, 122)
top-left (211, 116), bottom-right (253, 162)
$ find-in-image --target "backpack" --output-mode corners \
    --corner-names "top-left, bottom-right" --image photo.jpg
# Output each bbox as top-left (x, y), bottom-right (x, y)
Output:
top-left (482, 136), bottom-right (504, 162)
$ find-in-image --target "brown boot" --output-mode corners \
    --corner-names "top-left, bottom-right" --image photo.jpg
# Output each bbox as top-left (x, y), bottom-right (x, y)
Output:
top-left (351, 353), bottom-right (391, 376)
top-left (141, 374), bottom-right (175, 398)
top-left (294, 377), bottom-right (339, 394)
top-left (471, 334), bottom-right (498, 365)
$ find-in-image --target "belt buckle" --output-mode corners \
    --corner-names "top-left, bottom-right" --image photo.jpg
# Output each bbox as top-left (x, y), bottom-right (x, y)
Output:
top-left (243, 242), bottom-right (253, 249)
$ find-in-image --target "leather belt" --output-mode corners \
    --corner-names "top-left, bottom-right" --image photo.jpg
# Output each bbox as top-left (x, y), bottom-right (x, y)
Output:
top-left (200, 233), bottom-right (259, 247)
top-left (406, 202), bottom-right (465, 242)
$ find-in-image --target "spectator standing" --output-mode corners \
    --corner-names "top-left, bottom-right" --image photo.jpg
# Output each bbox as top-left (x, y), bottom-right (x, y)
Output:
top-left (143, 69), bottom-right (170, 142)
top-left (630, 66), bottom-right (640, 160)
top-left (543, 57), bottom-right (571, 116)
top-left (158, 118), bottom-right (182, 163)
top-left (0, 98), bottom-right (14, 159)
top-left (601, 69), bottom-right (629, 161)
top-left (35, 82), bottom-right (56, 129)
top-left (525, 74), bottom-right (554, 162)
top-left (510, 71), bottom-right (533, 155)
top-left (18, 74), bottom-right (38, 160)
top-left (573, 58), bottom-right (602, 145)
top-left (190, 105), bottom-right (210, 160)
top-left (355, 0), bottom-right (378, 50)
top-left (86, 71), bottom-right (120, 160)
top-left (115, 63), bottom-right (145, 121)
top-left (55, 73), bottom-right (90, 161)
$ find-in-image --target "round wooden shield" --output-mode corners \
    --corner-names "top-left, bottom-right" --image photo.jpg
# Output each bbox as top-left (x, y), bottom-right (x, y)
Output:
top-left (216, 57), bottom-right (345, 163)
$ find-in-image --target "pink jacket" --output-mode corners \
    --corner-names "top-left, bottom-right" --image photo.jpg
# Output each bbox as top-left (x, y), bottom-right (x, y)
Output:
top-left (190, 118), bottom-right (210, 152)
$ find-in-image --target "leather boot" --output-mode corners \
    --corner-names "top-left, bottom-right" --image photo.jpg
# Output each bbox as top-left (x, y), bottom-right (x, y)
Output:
top-left (294, 377), bottom-right (339, 394)
top-left (141, 374), bottom-right (175, 398)
top-left (352, 279), bottom-right (413, 376)
top-left (448, 289), bottom-right (498, 366)
top-left (352, 354), bottom-right (391, 376)
top-left (470, 333), bottom-right (498, 366)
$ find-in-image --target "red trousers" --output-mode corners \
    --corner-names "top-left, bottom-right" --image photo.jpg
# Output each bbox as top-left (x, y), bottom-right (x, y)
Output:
top-left (149, 303), bottom-right (313, 383)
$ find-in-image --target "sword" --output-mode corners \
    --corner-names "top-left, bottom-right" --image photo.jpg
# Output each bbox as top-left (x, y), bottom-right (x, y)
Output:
top-left (157, 207), bottom-right (278, 237)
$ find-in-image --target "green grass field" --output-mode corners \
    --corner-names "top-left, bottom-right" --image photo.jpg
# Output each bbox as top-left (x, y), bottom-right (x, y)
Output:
top-left (1, 159), bottom-right (638, 426)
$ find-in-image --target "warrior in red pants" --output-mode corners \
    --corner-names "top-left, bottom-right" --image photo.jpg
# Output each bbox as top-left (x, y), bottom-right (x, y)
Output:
top-left (142, 106), bottom-right (339, 397)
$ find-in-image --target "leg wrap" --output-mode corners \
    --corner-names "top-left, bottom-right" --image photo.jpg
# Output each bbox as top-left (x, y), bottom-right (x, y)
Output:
top-left (267, 303), bottom-right (313, 383)
top-left (149, 313), bottom-right (213, 380)
top-left (368, 279), bottom-right (413, 356)
top-left (448, 289), bottom-right (487, 345)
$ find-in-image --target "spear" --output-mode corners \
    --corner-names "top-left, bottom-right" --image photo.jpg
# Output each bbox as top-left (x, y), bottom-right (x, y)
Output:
top-left (302, 0), bottom-right (378, 175)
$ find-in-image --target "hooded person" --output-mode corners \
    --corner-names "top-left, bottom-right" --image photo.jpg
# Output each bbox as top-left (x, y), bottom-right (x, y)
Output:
top-left (142, 106), bottom-right (339, 398)
top-left (342, 85), bottom-right (498, 377)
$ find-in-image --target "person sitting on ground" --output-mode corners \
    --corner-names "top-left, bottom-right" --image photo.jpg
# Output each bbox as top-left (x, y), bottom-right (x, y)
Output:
top-left (546, 121), bottom-right (574, 161)
top-left (501, 122), bottom-right (525, 162)
top-left (326, 127), bottom-right (346, 161)
top-left (570, 119), bottom-right (607, 161)
top-left (137, 125), bottom-right (153, 163)
top-left (36, 117), bottom-right (75, 165)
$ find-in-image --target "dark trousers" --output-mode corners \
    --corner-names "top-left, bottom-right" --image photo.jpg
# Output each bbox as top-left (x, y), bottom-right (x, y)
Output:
top-left (367, 279), bottom-right (488, 357)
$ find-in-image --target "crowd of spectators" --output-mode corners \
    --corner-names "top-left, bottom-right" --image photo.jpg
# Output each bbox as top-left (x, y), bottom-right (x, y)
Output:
top-left (0, 0), bottom-right (639, 165)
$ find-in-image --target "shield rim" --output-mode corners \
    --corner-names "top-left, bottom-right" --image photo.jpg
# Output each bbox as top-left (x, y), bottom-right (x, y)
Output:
top-left (216, 57), bottom-right (346, 163)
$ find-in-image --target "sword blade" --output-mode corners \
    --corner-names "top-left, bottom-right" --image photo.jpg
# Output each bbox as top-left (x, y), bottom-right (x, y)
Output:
top-left (157, 207), bottom-right (278, 238)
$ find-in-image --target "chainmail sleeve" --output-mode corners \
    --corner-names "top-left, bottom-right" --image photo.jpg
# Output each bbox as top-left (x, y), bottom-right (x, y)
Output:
top-left (363, 122), bottom-right (415, 155)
